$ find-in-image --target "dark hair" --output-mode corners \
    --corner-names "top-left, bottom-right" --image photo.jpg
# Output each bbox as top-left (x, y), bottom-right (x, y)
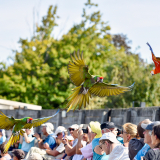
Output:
top-left (117, 129), bottom-right (122, 136)
top-left (57, 131), bottom-right (68, 136)
top-left (0, 143), bottom-right (6, 153)
top-left (153, 125), bottom-right (160, 148)
top-left (137, 119), bottom-right (151, 138)
top-left (99, 139), bottom-right (113, 145)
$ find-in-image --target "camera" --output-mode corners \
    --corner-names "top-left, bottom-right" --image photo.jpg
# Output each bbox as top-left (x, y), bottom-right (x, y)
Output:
top-left (32, 132), bottom-right (41, 138)
top-left (82, 124), bottom-right (89, 133)
top-left (82, 128), bottom-right (88, 134)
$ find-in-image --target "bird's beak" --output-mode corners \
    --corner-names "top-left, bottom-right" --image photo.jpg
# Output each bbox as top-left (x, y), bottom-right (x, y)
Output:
top-left (99, 79), bottom-right (103, 83)
top-left (30, 120), bottom-right (32, 124)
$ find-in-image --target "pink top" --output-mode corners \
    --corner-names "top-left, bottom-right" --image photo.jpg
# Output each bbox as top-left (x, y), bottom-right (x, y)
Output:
top-left (81, 142), bottom-right (93, 160)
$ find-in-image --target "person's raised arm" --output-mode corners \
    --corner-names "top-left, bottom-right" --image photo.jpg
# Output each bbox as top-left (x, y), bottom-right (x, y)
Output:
top-left (76, 130), bottom-right (83, 154)
top-left (20, 135), bottom-right (23, 144)
top-left (62, 138), bottom-right (76, 156)
top-left (23, 132), bottom-right (31, 143)
top-left (34, 133), bottom-right (44, 149)
top-left (87, 126), bottom-right (93, 143)
top-left (46, 147), bottom-right (60, 156)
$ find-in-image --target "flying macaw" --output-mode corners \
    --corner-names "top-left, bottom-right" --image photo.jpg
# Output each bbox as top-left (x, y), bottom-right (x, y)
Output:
top-left (0, 110), bottom-right (59, 153)
top-left (66, 50), bottom-right (134, 112)
top-left (147, 42), bottom-right (160, 75)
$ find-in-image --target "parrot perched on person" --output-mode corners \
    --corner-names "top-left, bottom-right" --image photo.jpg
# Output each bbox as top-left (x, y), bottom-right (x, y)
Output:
top-left (66, 50), bottom-right (135, 112)
top-left (0, 110), bottom-right (59, 153)
top-left (147, 42), bottom-right (160, 75)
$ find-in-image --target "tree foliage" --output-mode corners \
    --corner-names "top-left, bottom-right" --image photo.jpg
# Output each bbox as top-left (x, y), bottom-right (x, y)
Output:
top-left (0, 0), bottom-right (160, 109)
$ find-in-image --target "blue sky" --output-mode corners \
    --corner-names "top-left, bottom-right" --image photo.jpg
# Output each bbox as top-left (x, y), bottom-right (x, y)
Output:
top-left (1, 0), bottom-right (160, 64)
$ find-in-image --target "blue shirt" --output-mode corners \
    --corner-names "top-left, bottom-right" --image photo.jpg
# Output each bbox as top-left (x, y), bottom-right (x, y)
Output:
top-left (44, 135), bottom-right (56, 150)
top-left (117, 137), bottom-right (124, 144)
top-left (21, 133), bottom-right (35, 152)
top-left (0, 136), bottom-right (6, 145)
top-left (92, 138), bottom-right (109, 160)
top-left (134, 143), bottom-right (150, 160)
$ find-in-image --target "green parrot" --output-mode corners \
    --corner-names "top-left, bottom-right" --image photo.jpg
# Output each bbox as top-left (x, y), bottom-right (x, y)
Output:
top-left (66, 51), bottom-right (134, 112)
top-left (0, 109), bottom-right (59, 153)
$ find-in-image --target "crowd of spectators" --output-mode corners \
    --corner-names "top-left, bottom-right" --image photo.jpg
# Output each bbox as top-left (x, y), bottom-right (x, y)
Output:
top-left (1, 119), bottom-right (160, 159)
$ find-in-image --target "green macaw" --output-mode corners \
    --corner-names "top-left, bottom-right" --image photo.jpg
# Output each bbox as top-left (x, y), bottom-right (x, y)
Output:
top-left (0, 110), bottom-right (59, 153)
top-left (66, 50), bottom-right (134, 112)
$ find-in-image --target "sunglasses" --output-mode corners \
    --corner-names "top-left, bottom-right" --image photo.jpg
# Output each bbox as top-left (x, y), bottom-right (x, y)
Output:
top-left (122, 130), bottom-right (127, 134)
top-left (99, 141), bottom-right (105, 149)
top-left (69, 128), bottom-right (75, 131)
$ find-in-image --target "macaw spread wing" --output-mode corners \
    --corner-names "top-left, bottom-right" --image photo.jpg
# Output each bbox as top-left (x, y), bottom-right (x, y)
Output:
top-left (68, 50), bottom-right (92, 86)
top-left (147, 43), bottom-right (160, 68)
top-left (0, 111), bottom-right (15, 130)
top-left (89, 82), bottom-right (134, 97)
top-left (23, 110), bottom-right (59, 129)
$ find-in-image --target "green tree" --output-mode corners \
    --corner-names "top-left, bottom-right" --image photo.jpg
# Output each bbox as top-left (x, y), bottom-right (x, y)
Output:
top-left (0, 0), bottom-right (160, 109)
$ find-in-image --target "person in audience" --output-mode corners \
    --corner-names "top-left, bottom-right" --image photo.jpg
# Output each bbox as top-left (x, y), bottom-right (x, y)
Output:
top-left (35, 122), bottom-right (56, 149)
top-left (26, 126), bottom-right (67, 160)
top-left (0, 130), bottom-right (6, 145)
top-left (19, 128), bottom-right (35, 156)
top-left (142, 122), bottom-right (160, 160)
top-left (99, 132), bottom-right (129, 160)
top-left (62, 135), bottom-right (74, 160)
top-left (45, 126), bottom-right (67, 159)
top-left (81, 124), bottom-right (89, 144)
top-left (76, 121), bottom-right (102, 160)
top-left (12, 149), bottom-right (25, 160)
top-left (62, 124), bottom-right (86, 160)
top-left (129, 119), bottom-right (150, 159)
top-left (93, 122), bottom-right (117, 160)
top-left (0, 143), bottom-right (12, 160)
top-left (68, 124), bottom-right (79, 137)
top-left (66, 135), bottom-right (74, 146)
top-left (134, 119), bottom-right (152, 160)
top-left (122, 123), bottom-right (138, 148)
top-left (25, 122), bottom-right (56, 159)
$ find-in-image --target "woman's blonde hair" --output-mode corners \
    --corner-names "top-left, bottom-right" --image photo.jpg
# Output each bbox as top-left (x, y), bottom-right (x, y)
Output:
top-left (123, 123), bottom-right (139, 139)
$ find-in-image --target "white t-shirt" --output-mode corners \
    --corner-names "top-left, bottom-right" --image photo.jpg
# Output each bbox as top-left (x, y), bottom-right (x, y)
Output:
top-left (72, 138), bottom-right (86, 160)
top-left (108, 145), bottom-right (130, 160)
top-left (56, 142), bottom-right (65, 153)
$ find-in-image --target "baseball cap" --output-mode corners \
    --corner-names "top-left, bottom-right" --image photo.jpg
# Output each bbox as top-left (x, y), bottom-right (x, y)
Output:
top-left (12, 149), bottom-right (25, 159)
top-left (55, 126), bottom-right (67, 135)
top-left (99, 132), bottom-right (119, 143)
top-left (69, 124), bottom-right (79, 130)
top-left (41, 122), bottom-right (54, 134)
top-left (66, 135), bottom-right (74, 141)
top-left (101, 122), bottom-right (116, 130)
top-left (89, 121), bottom-right (102, 138)
top-left (141, 121), bottom-right (160, 131)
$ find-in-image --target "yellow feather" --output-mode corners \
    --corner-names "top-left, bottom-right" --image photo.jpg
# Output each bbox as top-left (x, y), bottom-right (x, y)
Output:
top-left (86, 93), bottom-right (89, 104)
top-left (67, 104), bottom-right (73, 112)
top-left (78, 95), bottom-right (84, 109)
top-left (73, 95), bottom-right (81, 111)
top-left (66, 87), bottom-right (81, 100)
top-left (83, 95), bottom-right (86, 108)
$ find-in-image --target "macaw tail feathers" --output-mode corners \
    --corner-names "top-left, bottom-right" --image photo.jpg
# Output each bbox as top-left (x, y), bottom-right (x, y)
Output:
top-left (3, 132), bottom-right (20, 153)
top-left (128, 82), bottom-right (135, 90)
top-left (146, 42), bottom-right (154, 53)
top-left (65, 86), bottom-right (91, 112)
